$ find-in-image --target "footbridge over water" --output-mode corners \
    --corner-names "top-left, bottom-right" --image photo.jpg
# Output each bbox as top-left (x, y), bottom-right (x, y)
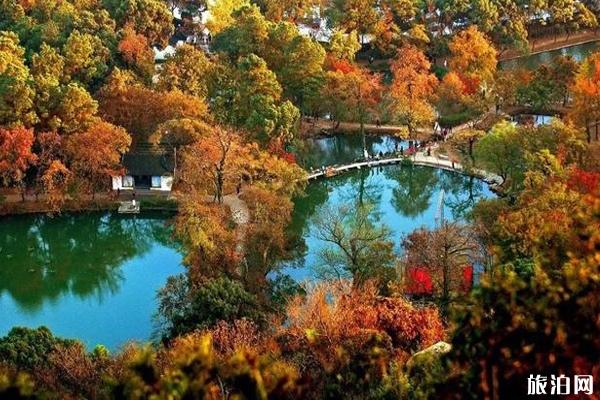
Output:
top-left (306, 153), bottom-right (504, 189)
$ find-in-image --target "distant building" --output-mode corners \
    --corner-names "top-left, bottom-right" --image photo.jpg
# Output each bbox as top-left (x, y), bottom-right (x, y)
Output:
top-left (112, 147), bottom-right (174, 192)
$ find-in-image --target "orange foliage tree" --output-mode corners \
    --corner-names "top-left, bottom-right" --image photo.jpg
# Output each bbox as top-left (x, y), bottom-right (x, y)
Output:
top-left (0, 126), bottom-right (37, 200)
top-left (98, 69), bottom-right (208, 142)
top-left (569, 52), bottom-right (600, 142)
top-left (322, 58), bottom-right (383, 152)
top-left (448, 26), bottom-right (497, 92)
top-left (389, 44), bottom-right (438, 139)
top-left (279, 280), bottom-right (444, 397)
top-left (65, 121), bottom-right (131, 197)
top-left (180, 126), bottom-right (250, 204)
top-left (117, 25), bottom-right (155, 79)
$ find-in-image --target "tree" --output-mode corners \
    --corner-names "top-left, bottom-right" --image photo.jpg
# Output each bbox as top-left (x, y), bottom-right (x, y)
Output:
top-left (0, 126), bottom-right (37, 200)
top-left (65, 120), bottom-right (131, 196)
top-left (263, 22), bottom-right (325, 112)
top-left (448, 26), bottom-right (497, 92)
top-left (263, 0), bottom-right (322, 22)
top-left (516, 65), bottom-right (565, 112)
top-left (328, 29), bottom-right (361, 61)
top-left (118, 0), bottom-right (174, 47)
top-left (149, 118), bottom-right (211, 178)
top-left (401, 223), bottom-right (478, 314)
top-left (206, 0), bottom-right (251, 34)
top-left (155, 44), bottom-right (213, 98)
top-left (164, 277), bottom-right (264, 338)
top-left (174, 200), bottom-right (240, 280)
top-left (389, 44), bottom-right (438, 139)
top-left (312, 203), bottom-right (397, 287)
top-left (494, 180), bottom-right (586, 270)
top-left (281, 280), bottom-right (444, 398)
top-left (0, 326), bottom-right (75, 371)
top-left (98, 69), bottom-right (208, 141)
top-left (569, 52), bottom-right (600, 143)
top-left (210, 5), bottom-right (269, 60)
top-left (112, 335), bottom-right (303, 398)
top-left (322, 59), bottom-right (383, 152)
top-left (39, 160), bottom-right (72, 211)
top-left (473, 121), bottom-right (524, 191)
top-left (438, 210), bottom-right (600, 399)
top-left (180, 125), bottom-right (250, 203)
top-left (211, 55), bottom-right (299, 142)
top-left (62, 30), bottom-right (110, 85)
top-left (57, 83), bottom-right (98, 135)
top-left (0, 31), bottom-right (36, 127)
top-left (550, 55), bottom-right (578, 106)
top-left (117, 24), bottom-right (154, 79)
top-left (242, 187), bottom-right (294, 283)
top-left (449, 129), bottom-right (485, 164)
top-left (326, 0), bottom-right (382, 44)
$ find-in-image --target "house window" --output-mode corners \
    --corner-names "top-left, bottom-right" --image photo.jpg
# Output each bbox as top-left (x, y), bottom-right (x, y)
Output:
top-left (122, 176), bottom-right (134, 188)
top-left (151, 176), bottom-right (162, 188)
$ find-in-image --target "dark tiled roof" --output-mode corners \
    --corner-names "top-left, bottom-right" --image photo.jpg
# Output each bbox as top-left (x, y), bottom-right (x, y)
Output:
top-left (122, 145), bottom-right (174, 176)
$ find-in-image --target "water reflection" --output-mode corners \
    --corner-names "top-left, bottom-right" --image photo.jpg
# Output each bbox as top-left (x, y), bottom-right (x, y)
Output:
top-left (0, 212), bottom-right (177, 312)
top-left (500, 41), bottom-right (599, 70)
top-left (285, 165), bottom-right (493, 281)
top-left (296, 134), bottom-right (408, 169)
top-left (385, 165), bottom-right (439, 217)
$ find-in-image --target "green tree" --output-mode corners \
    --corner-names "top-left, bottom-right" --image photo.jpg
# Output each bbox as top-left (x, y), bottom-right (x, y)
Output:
top-left (212, 54), bottom-right (299, 142)
top-left (164, 277), bottom-right (264, 338)
top-left (0, 326), bottom-right (75, 371)
top-left (62, 30), bottom-right (110, 85)
top-left (155, 44), bottom-right (213, 98)
top-left (473, 121), bottom-right (525, 192)
top-left (0, 31), bottom-right (36, 126)
top-left (211, 4), bottom-right (268, 60)
top-left (312, 203), bottom-right (397, 287)
top-left (328, 29), bottom-right (361, 61)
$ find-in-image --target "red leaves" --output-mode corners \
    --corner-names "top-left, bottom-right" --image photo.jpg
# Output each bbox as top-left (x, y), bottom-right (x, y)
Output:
top-left (567, 168), bottom-right (600, 194)
top-left (326, 57), bottom-right (356, 74)
top-left (267, 139), bottom-right (297, 164)
top-left (405, 264), bottom-right (473, 296)
top-left (405, 266), bottom-right (434, 295)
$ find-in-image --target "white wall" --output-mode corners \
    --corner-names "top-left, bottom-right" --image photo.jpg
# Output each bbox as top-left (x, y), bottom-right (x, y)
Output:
top-left (112, 176), bottom-right (121, 190)
top-left (160, 176), bottom-right (173, 191)
top-left (112, 175), bottom-right (134, 190)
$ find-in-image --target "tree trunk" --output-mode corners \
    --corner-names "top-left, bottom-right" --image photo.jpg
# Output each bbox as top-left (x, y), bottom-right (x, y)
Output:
top-left (361, 119), bottom-right (366, 157)
top-left (586, 121), bottom-right (592, 143)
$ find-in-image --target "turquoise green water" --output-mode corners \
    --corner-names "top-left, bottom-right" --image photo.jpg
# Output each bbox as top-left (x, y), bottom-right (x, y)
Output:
top-left (283, 164), bottom-right (493, 281)
top-left (501, 41), bottom-right (599, 70)
top-left (0, 133), bottom-right (493, 349)
top-left (296, 134), bottom-right (409, 169)
top-left (0, 212), bottom-right (183, 350)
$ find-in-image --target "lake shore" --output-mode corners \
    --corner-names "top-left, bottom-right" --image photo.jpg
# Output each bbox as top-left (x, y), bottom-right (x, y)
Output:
top-left (498, 30), bottom-right (600, 61)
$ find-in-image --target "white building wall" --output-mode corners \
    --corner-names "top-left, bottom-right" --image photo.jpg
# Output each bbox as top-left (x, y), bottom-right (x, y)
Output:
top-left (161, 176), bottom-right (173, 191)
top-left (112, 176), bottom-right (122, 190)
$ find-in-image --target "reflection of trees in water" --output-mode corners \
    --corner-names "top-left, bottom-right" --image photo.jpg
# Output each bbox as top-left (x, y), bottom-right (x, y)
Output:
top-left (0, 212), bottom-right (174, 311)
top-left (337, 168), bottom-right (384, 209)
top-left (437, 173), bottom-right (486, 220)
top-left (296, 135), bottom-right (403, 169)
top-left (385, 165), bottom-right (439, 217)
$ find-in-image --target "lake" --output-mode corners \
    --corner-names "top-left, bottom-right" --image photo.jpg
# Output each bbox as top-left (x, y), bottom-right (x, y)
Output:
top-left (0, 212), bottom-right (183, 350)
top-left (501, 40), bottom-right (599, 70)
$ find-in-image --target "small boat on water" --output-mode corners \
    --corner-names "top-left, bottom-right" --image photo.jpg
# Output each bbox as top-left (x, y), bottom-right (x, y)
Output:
top-left (118, 200), bottom-right (140, 214)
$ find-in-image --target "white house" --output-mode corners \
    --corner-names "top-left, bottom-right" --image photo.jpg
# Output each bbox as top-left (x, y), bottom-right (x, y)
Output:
top-left (112, 151), bottom-right (174, 192)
